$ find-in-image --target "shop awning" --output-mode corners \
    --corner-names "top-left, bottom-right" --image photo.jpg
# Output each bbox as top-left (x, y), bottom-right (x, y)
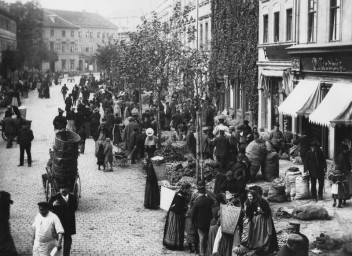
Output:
top-left (309, 83), bottom-right (352, 126)
top-left (331, 101), bottom-right (352, 126)
top-left (261, 69), bottom-right (285, 77)
top-left (296, 82), bottom-right (322, 117)
top-left (278, 80), bottom-right (320, 117)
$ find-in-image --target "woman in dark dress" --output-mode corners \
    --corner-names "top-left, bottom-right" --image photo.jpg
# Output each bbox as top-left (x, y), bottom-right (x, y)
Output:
top-left (163, 182), bottom-right (191, 251)
top-left (245, 190), bottom-right (278, 255)
top-left (143, 158), bottom-right (160, 209)
top-left (336, 144), bottom-right (352, 204)
top-left (112, 113), bottom-right (122, 145)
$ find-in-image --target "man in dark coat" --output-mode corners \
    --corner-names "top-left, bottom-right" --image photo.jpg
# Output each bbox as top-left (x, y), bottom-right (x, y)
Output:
top-left (65, 94), bottom-right (73, 113)
top-left (129, 127), bottom-right (138, 164)
top-left (136, 128), bottom-right (147, 159)
top-left (2, 112), bottom-right (18, 148)
top-left (18, 123), bottom-right (34, 167)
top-left (49, 187), bottom-right (78, 256)
top-left (53, 108), bottom-right (67, 131)
top-left (186, 126), bottom-right (197, 158)
top-left (212, 127), bottom-right (230, 172)
top-left (171, 109), bottom-right (183, 129)
top-left (165, 102), bottom-right (172, 131)
top-left (192, 181), bottom-right (214, 256)
top-left (304, 141), bottom-right (327, 201)
top-left (61, 84), bottom-right (68, 100)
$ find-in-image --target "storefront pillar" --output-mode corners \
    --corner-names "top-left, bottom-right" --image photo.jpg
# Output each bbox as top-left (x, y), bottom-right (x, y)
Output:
top-left (258, 88), bottom-right (265, 130)
top-left (328, 125), bottom-right (335, 160)
top-left (278, 89), bottom-right (284, 129)
top-left (292, 116), bottom-right (297, 134)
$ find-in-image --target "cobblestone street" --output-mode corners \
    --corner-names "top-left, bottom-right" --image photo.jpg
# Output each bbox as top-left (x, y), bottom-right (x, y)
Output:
top-left (0, 78), bottom-right (190, 256)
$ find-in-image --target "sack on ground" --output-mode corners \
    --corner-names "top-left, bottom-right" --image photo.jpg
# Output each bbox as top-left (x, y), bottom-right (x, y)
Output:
top-left (246, 140), bottom-right (267, 166)
top-left (262, 151), bottom-right (279, 182)
top-left (295, 175), bottom-right (310, 200)
top-left (293, 204), bottom-right (329, 220)
top-left (285, 167), bottom-right (301, 197)
top-left (267, 178), bottom-right (286, 202)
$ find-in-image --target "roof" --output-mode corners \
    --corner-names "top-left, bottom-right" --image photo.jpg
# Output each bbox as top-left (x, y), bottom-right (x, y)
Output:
top-left (43, 13), bottom-right (79, 29)
top-left (45, 9), bottom-right (118, 29)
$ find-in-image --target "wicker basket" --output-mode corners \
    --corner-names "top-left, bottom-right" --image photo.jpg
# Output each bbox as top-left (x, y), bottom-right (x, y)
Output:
top-left (55, 131), bottom-right (81, 151)
top-left (220, 203), bottom-right (241, 235)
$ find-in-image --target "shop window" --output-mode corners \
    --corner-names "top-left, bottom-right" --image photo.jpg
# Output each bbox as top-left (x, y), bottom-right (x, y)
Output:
top-left (50, 29), bottom-right (54, 37)
top-left (62, 30), bottom-right (66, 37)
top-left (286, 9), bottom-right (292, 41)
top-left (274, 12), bottom-right (280, 42)
top-left (330, 0), bottom-right (341, 41)
top-left (308, 0), bottom-right (317, 43)
top-left (263, 14), bottom-right (268, 43)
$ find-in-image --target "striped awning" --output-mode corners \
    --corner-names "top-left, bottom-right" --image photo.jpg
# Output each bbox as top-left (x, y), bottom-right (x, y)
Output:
top-left (310, 83), bottom-right (352, 126)
top-left (331, 101), bottom-right (352, 127)
top-left (278, 80), bottom-right (320, 117)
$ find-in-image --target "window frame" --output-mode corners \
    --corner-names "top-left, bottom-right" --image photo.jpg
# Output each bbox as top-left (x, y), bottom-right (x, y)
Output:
top-left (61, 59), bottom-right (66, 70)
top-left (70, 43), bottom-right (75, 53)
top-left (50, 29), bottom-right (54, 37)
top-left (71, 30), bottom-right (74, 37)
top-left (62, 30), bottom-right (66, 37)
top-left (263, 14), bottom-right (269, 43)
top-left (329, 0), bottom-right (341, 41)
top-left (308, 0), bottom-right (317, 43)
top-left (61, 42), bottom-right (66, 52)
top-left (286, 8), bottom-right (293, 42)
top-left (273, 11), bottom-right (280, 42)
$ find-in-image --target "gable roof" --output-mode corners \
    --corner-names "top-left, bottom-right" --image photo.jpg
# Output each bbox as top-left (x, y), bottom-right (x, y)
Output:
top-left (43, 13), bottom-right (79, 29)
top-left (45, 9), bottom-right (118, 29)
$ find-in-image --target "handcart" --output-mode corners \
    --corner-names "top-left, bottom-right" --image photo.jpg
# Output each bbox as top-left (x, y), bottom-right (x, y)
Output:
top-left (43, 129), bottom-right (82, 206)
top-left (114, 147), bottom-right (136, 167)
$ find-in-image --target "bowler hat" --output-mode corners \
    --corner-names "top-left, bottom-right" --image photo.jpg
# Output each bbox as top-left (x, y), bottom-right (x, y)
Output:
top-left (38, 201), bottom-right (50, 209)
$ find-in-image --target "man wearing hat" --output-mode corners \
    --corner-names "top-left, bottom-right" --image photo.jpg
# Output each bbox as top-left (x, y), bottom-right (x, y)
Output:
top-left (123, 117), bottom-right (139, 153)
top-left (211, 126), bottom-right (230, 171)
top-left (268, 123), bottom-right (284, 153)
top-left (186, 125), bottom-right (197, 158)
top-left (49, 187), bottom-right (78, 256)
top-left (286, 221), bottom-right (309, 256)
top-left (53, 108), bottom-right (67, 132)
top-left (145, 128), bottom-right (158, 157)
top-left (91, 107), bottom-right (101, 140)
top-left (5, 105), bottom-right (14, 117)
top-left (2, 110), bottom-right (18, 148)
top-left (213, 116), bottom-right (229, 137)
top-left (201, 126), bottom-right (211, 160)
top-left (32, 202), bottom-right (64, 256)
top-left (191, 181), bottom-right (214, 256)
top-left (18, 122), bottom-right (34, 167)
top-left (136, 127), bottom-right (147, 159)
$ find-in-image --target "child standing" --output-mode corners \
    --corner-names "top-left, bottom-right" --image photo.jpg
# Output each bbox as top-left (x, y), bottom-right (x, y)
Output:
top-left (104, 137), bottom-right (113, 172)
top-left (328, 170), bottom-right (347, 208)
top-left (96, 141), bottom-right (105, 170)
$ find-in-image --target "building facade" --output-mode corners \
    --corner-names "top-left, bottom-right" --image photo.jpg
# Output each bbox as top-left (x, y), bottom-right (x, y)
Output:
top-left (0, 1), bottom-right (16, 77)
top-left (258, 0), bottom-right (352, 159)
top-left (42, 9), bottom-right (119, 73)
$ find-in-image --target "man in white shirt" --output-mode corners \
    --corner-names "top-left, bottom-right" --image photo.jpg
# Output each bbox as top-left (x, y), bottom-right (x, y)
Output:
top-left (32, 202), bottom-right (64, 256)
top-left (213, 116), bottom-right (229, 137)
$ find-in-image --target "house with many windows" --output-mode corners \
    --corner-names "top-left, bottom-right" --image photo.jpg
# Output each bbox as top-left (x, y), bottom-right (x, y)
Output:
top-left (42, 9), bottom-right (118, 72)
top-left (0, 1), bottom-right (16, 77)
top-left (258, 0), bottom-right (352, 160)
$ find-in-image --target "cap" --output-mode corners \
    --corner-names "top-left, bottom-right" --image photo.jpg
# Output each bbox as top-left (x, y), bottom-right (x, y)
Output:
top-left (146, 128), bottom-right (154, 136)
top-left (202, 126), bottom-right (209, 131)
top-left (38, 201), bottom-right (50, 208)
top-left (288, 221), bottom-right (300, 229)
top-left (58, 108), bottom-right (64, 113)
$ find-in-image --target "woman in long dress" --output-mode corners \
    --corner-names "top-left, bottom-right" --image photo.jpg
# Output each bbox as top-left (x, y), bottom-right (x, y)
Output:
top-left (143, 158), bottom-right (160, 209)
top-left (112, 113), bottom-right (122, 146)
top-left (336, 144), bottom-right (352, 204)
top-left (163, 182), bottom-right (191, 251)
top-left (245, 190), bottom-right (278, 255)
top-left (145, 128), bottom-right (158, 158)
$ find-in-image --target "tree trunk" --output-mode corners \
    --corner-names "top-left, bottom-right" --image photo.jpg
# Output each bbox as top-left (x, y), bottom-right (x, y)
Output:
top-left (157, 88), bottom-right (161, 148)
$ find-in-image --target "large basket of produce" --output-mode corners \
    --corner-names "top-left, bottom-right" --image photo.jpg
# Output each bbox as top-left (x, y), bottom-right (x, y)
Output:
top-left (55, 130), bottom-right (81, 152)
top-left (170, 141), bottom-right (189, 156)
top-left (154, 145), bottom-right (185, 162)
top-left (151, 156), bottom-right (167, 181)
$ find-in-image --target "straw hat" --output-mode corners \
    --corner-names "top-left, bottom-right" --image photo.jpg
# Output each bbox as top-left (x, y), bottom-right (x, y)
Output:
top-left (146, 128), bottom-right (154, 136)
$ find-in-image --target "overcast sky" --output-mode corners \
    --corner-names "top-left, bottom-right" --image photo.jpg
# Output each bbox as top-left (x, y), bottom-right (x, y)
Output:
top-left (8, 0), bottom-right (151, 16)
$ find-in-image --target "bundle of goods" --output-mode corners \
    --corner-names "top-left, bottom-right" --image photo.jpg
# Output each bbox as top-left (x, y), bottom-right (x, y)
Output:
top-left (170, 141), bottom-right (190, 156)
top-left (51, 130), bottom-right (81, 190)
top-left (165, 162), bottom-right (185, 184)
top-left (295, 173), bottom-right (310, 200)
top-left (313, 234), bottom-right (342, 251)
top-left (154, 145), bottom-right (185, 162)
top-left (267, 177), bottom-right (287, 202)
top-left (284, 167), bottom-right (301, 198)
top-left (262, 151), bottom-right (279, 182)
top-left (246, 139), bottom-right (267, 180)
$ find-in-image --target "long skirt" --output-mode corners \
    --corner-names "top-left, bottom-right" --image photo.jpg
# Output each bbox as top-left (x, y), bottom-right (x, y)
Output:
top-left (218, 233), bottom-right (234, 256)
top-left (163, 211), bottom-right (186, 250)
top-left (345, 172), bottom-right (352, 199)
top-left (113, 124), bottom-right (122, 145)
top-left (248, 214), bottom-right (278, 253)
top-left (185, 217), bottom-right (199, 244)
top-left (332, 183), bottom-right (347, 200)
top-left (205, 224), bottom-right (219, 256)
top-left (144, 180), bottom-right (160, 209)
